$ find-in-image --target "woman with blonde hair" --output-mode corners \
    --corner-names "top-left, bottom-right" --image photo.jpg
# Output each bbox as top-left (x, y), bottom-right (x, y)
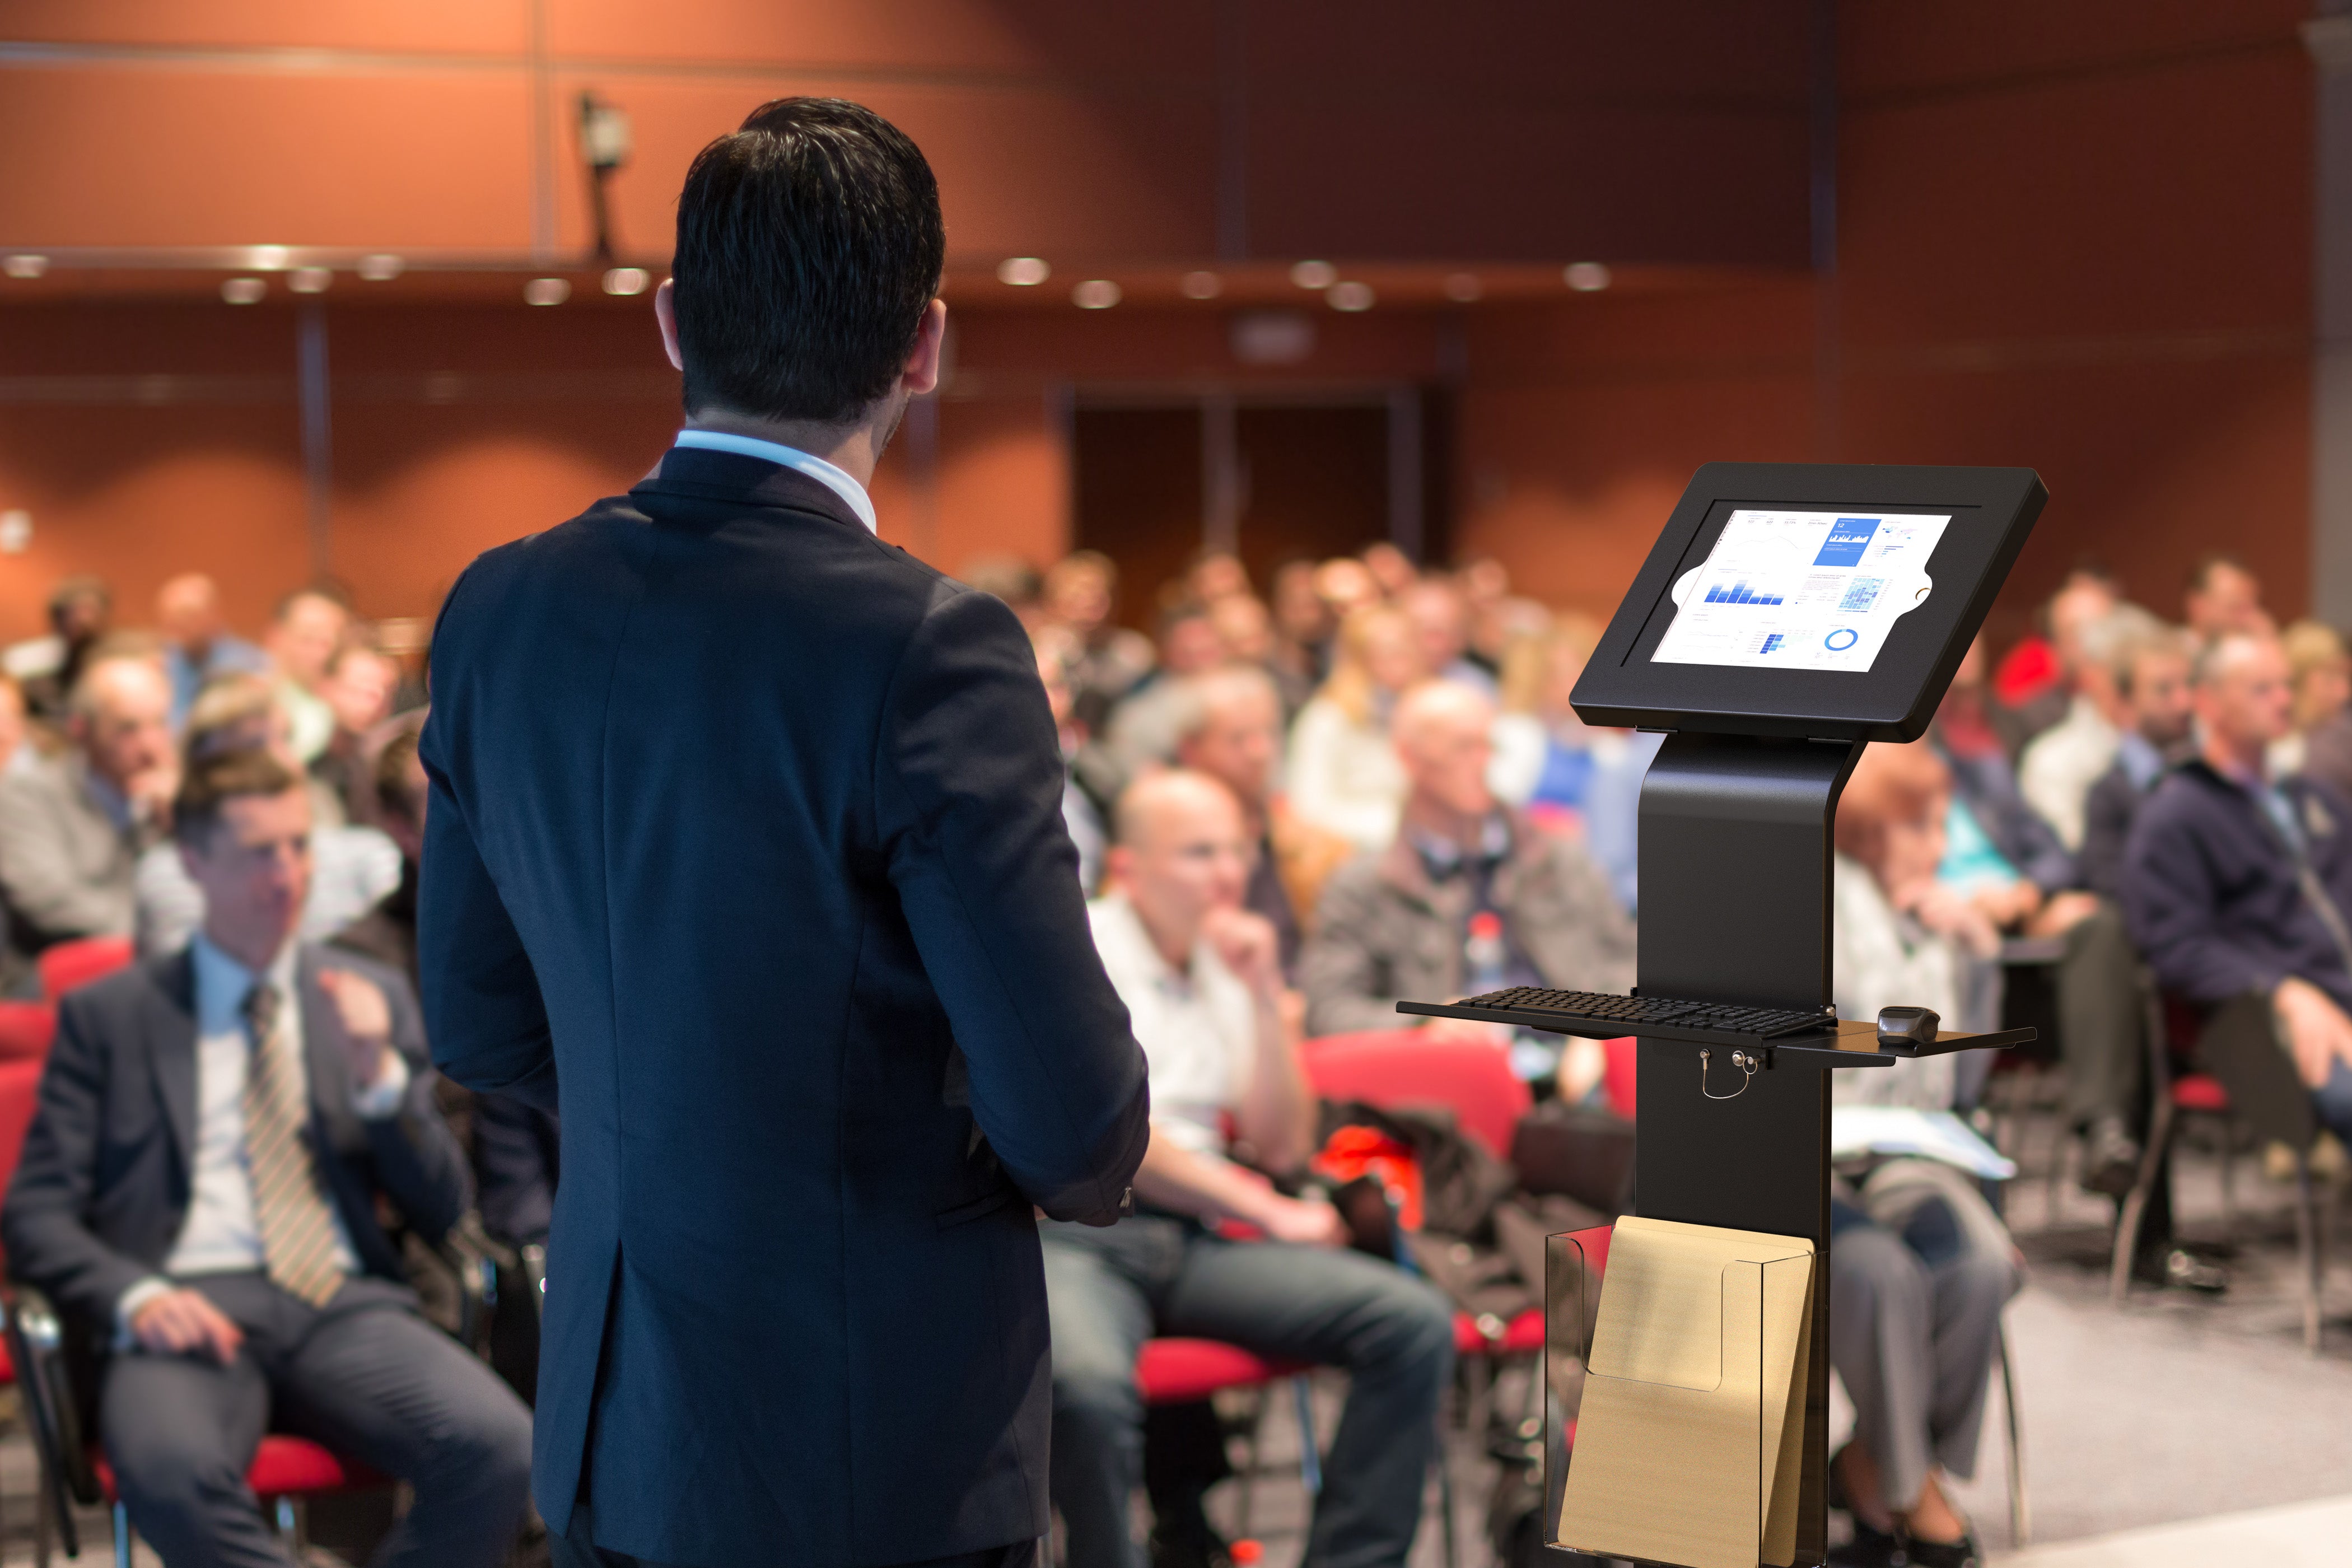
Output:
top-left (1490, 612), bottom-right (1657, 910)
top-left (1285, 603), bottom-right (1425, 850)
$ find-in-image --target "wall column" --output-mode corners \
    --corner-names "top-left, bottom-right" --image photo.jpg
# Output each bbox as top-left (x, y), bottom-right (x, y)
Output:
top-left (2307, 12), bottom-right (2352, 623)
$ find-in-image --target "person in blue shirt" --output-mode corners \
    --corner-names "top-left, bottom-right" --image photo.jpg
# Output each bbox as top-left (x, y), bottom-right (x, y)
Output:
top-left (155, 574), bottom-right (269, 732)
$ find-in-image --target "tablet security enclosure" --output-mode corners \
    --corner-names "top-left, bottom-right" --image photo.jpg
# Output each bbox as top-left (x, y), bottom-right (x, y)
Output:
top-left (1569, 462), bottom-right (2046, 741)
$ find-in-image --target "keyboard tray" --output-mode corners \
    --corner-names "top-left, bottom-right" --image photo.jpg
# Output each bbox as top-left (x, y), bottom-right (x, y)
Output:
top-left (1394, 999), bottom-right (2035, 1069)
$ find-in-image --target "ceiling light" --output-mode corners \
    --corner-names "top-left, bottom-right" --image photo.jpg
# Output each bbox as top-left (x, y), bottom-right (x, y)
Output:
top-left (1443, 272), bottom-right (1482, 302)
top-left (524, 277), bottom-right (572, 306)
top-left (357, 254), bottom-right (403, 282)
top-left (1180, 270), bottom-right (1222, 300)
top-left (1564, 262), bottom-right (1613, 292)
top-left (4, 254), bottom-right (48, 279)
top-left (1327, 281), bottom-right (1375, 312)
top-left (1072, 279), bottom-right (1121, 309)
top-left (1290, 260), bottom-right (1337, 290)
top-left (248, 245), bottom-right (291, 272)
top-left (603, 267), bottom-right (650, 296)
top-left (998, 257), bottom-right (1051, 286)
top-left (289, 267), bottom-right (332, 295)
top-left (221, 277), bottom-right (266, 305)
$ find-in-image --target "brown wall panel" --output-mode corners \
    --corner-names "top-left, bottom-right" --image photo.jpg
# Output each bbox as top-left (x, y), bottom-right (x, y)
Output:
top-left (0, 1), bottom-right (531, 53)
top-left (1841, 0), bottom-right (2311, 99)
top-left (547, 0), bottom-right (1214, 79)
top-left (552, 74), bottom-right (1220, 265)
top-left (0, 68), bottom-right (536, 249)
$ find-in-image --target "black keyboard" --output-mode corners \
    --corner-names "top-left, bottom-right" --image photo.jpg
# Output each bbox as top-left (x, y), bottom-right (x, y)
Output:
top-left (1457, 988), bottom-right (1835, 1039)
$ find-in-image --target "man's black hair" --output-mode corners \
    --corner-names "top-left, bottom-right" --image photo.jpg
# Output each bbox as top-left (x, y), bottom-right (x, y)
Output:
top-left (673, 97), bottom-right (945, 426)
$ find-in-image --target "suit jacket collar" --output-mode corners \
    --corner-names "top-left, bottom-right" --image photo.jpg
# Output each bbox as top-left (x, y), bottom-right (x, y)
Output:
top-left (628, 445), bottom-right (870, 536)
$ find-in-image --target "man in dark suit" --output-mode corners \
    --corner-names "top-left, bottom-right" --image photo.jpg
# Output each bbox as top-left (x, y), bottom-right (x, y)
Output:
top-left (419, 97), bottom-right (1150, 1568)
top-left (2, 748), bottom-right (534, 1566)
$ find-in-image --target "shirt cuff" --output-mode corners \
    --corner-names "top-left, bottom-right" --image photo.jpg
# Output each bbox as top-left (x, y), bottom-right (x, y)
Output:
top-left (351, 1050), bottom-right (411, 1121)
top-left (114, 1275), bottom-right (174, 1351)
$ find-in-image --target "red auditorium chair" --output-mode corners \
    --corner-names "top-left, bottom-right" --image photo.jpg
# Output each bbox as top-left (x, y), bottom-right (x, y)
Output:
top-left (0, 1000), bottom-right (56, 1061)
top-left (1298, 1030), bottom-right (1532, 1158)
top-left (35, 936), bottom-right (135, 1001)
top-left (1135, 1337), bottom-right (1315, 1545)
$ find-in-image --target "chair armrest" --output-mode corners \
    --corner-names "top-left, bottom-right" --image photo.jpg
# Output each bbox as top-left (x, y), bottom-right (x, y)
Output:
top-left (6, 1282), bottom-right (96, 1551)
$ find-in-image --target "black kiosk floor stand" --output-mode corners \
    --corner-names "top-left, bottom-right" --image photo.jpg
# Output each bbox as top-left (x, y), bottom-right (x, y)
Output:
top-left (1402, 465), bottom-right (2047, 1568)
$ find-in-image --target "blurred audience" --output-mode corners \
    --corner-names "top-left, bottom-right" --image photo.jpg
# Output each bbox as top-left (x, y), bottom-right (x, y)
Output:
top-left (2124, 631), bottom-right (2352, 1161)
top-left (0, 669), bottom-right (31, 781)
top-left (1270, 558), bottom-right (1336, 685)
top-left (265, 587), bottom-right (352, 765)
top-left (3, 574), bottom-right (115, 724)
top-left (1489, 615), bottom-right (1654, 912)
top-left (1034, 631), bottom-right (1110, 894)
top-left (2274, 619), bottom-right (2352, 779)
top-left (2019, 604), bottom-right (2163, 850)
top-left (313, 645), bottom-right (403, 827)
top-left (1828, 740), bottom-right (2022, 1567)
top-left (1102, 601), bottom-right (1228, 782)
top-left (1301, 682), bottom-right (1635, 1037)
top-left (2181, 552), bottom-right (2269, 643)
top-left (1991, 567), bottom-right (2117, 751)
top-left (155, 572), bottom-right (269, 730)
top-left (0, 652), bottom-right (176, 956)
top-left (2079, 620), bottom-right (2196, 901)
top-left (1400, 576), bottom-right (1497, 697)
top-left (1170, 666), bottom-right (1354, 979)
top-left (1047, 768), bottom-right (1452, 1568)
top-left (1043, 550), bottom-right (1156, 733)
top-left (1287, 604), bottom-right (1423, 852)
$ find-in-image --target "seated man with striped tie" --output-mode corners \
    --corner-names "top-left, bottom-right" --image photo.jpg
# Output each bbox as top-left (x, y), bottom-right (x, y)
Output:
top-left (2, 747), bottom-right (533, 1567)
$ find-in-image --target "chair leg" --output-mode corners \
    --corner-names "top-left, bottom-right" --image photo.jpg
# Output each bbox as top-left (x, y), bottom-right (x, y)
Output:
top-left (34, 1466), bottom-right (52, 1568)
top-left (2219, 1128), bottom-right (2237, 1246)
top-left (2111, 1092), bottom-right (2177, 1303)
top-left (115, 1500), bottom-right (133, 1568)
top-left (2294, 1151), bottom-right (2323, 1356)
top-left (1234, 1387), bottom-right (1266, 1541)
top-left (1291, 1376), bottom-right (1323, 1496)
top-left (1996, 1322), bottom-right (2028, 1547)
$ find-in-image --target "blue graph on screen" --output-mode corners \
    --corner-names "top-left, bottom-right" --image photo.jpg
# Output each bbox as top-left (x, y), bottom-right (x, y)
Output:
top-left (1703, 580), bottom-right (1784, 606)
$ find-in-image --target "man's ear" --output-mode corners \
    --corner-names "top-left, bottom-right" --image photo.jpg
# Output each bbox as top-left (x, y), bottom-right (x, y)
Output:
top-left (901, 299), bottom-right (948, 398)
top-left (654, 278), bottom-right (685, 373)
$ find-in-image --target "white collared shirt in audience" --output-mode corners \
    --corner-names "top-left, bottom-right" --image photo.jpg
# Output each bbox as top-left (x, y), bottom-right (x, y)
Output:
top-left (1285, 694), bottom-right (1408, 853)
top-left (1087, 892), bottom-right (1250, 1158)
top-left (2018, 691), bottom-right (2120, 851)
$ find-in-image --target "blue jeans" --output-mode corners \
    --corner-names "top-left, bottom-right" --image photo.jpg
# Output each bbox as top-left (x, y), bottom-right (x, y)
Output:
top-left (1039, 1215), bottom-right (1455, 1568)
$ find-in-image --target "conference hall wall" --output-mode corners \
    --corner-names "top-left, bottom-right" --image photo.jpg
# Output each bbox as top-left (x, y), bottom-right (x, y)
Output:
top-left (0, 1), bottom-right (2319, 648)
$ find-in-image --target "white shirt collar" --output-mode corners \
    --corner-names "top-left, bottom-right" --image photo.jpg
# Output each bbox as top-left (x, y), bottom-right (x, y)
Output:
top-left (671, 429), bottom-right (878, 535)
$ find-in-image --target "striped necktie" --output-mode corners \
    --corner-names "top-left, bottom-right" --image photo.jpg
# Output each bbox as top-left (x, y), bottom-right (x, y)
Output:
top-left (240, 982), bottom-right (347, 1309)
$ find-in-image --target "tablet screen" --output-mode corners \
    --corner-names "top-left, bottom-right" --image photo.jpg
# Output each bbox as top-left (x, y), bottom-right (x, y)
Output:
top-left (1649, 509), bottom-right (1950, 673)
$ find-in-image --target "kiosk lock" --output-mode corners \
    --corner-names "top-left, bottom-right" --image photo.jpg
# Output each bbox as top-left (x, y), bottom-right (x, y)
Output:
top-left (1697, 1046), bottom-right (1760, 1100)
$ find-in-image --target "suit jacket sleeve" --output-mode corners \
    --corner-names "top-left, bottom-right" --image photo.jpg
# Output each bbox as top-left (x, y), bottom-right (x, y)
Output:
top-left (1298, 861), bottom-right (1412, 1036)
top-left (874, 585), bottom-right (1149, 1224)
top-left (350, 962), bottom-right (474, 1243)
top-left (0, 993), bottom-right (153, 1326)
top-left (0, 771), bottom-right (125, 942)
top-left (417, 687), bottom-right (558, 1113)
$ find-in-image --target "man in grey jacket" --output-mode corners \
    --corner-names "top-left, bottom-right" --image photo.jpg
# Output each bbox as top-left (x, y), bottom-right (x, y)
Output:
top-left (0, 652), bottom-right (176, 958)
top-left (1301, 681), bottom-right (1635, 1037)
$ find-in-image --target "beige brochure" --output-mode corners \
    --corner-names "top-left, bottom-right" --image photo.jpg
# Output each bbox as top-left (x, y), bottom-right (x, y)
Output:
top-left (1553, 1215), bottom-right (1816, 1568)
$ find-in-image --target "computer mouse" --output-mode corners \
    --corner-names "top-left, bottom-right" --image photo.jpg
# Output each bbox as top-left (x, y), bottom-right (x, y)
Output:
top-left (1875, 1005), bottom-right (1941, 1049)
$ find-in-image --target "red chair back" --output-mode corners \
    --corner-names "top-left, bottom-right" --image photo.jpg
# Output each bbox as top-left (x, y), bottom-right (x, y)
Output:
top-left (0, 1002), bottom-right (55, 1062)
top-left (36, 936), bottom-right (134, 1001)
top-left (0, 1058), bottom-right (47, 1272)
top-left (1600, 1035), bottom-right (1638, 1119)
top-left (1299, 1030), bottom-right (1532, 1158)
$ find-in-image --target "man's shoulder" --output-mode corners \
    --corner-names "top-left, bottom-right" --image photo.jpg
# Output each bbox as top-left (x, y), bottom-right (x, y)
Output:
top-left (55, 950), bottom-right (188, 1039)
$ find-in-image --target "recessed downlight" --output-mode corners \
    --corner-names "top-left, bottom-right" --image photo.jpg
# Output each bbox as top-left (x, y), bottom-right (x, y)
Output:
top-left (1564, 262), bottom-right (1613, 292)
top-left (997, 257), bottom-right (1051, 286)
top-left (1290, 260), bottom-right (1337, 290)
top-left (1072, 279), bottom-right (1122, 309)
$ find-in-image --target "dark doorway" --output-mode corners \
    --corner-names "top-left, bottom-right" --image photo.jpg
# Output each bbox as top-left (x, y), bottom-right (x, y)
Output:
top-left (1072, 393), bottom-right (1445, 629)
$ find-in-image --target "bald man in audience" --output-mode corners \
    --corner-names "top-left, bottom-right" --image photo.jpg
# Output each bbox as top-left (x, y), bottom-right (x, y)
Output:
top-left (0, 654), bottom-right (178, 956)
top-left (1301, 680), bottom-right (1634, 1038)
top-left (1172, 666), bottom-right (1354, 978)
top-left (1046, 769), bottom-right (1454, 1568)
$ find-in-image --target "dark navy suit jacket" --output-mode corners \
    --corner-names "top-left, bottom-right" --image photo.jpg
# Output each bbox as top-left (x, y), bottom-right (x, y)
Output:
top-left (1, 945), bottom-right (467, 1331)
top-left (418, 447), bottom-right (1150, 1566)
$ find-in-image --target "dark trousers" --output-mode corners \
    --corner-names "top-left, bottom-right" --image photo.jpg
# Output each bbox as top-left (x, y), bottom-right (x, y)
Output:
top-left (102, 1272), bottom-right (534, 1568)
top-left (1040, 1215), bottom-right (1456, 1568)
top-left (2057, 902), bottom-right (2148, 1131)
top-left (549, 1502), bottom-right (1038, 1568)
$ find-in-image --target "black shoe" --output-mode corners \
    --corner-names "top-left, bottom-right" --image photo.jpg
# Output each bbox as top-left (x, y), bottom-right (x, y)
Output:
top-left (2131, 1246), bottom-right (2229, 1293)
top-left (1901, 1530), bottom-right (1983, 1568)
top-left (1828, 1519), bottom-right (1902, 1566)
top-left (2080, 1116), bottom-right (2143, 1197)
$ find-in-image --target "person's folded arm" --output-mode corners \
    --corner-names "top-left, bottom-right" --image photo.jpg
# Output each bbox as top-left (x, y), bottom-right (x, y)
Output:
top-left (418, 694), bottom-right (557, 1113)
top-left (877, 583), bottom-right (1149, 1224)
top-left (0, 996), bottom-right (164, 1331)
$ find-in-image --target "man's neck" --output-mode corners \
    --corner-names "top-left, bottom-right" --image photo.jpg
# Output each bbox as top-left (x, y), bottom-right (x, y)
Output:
top-left (203, 925), bottom-right (288, 977)
top-left (684, 407), bottom-right (897, 489)
top-left (1129, 898), bottom-right (1197, 976)
top-left (2203, 734), bottom-right (2269, 787)
top-left (1401, 795), bottom-right (1488, 853)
